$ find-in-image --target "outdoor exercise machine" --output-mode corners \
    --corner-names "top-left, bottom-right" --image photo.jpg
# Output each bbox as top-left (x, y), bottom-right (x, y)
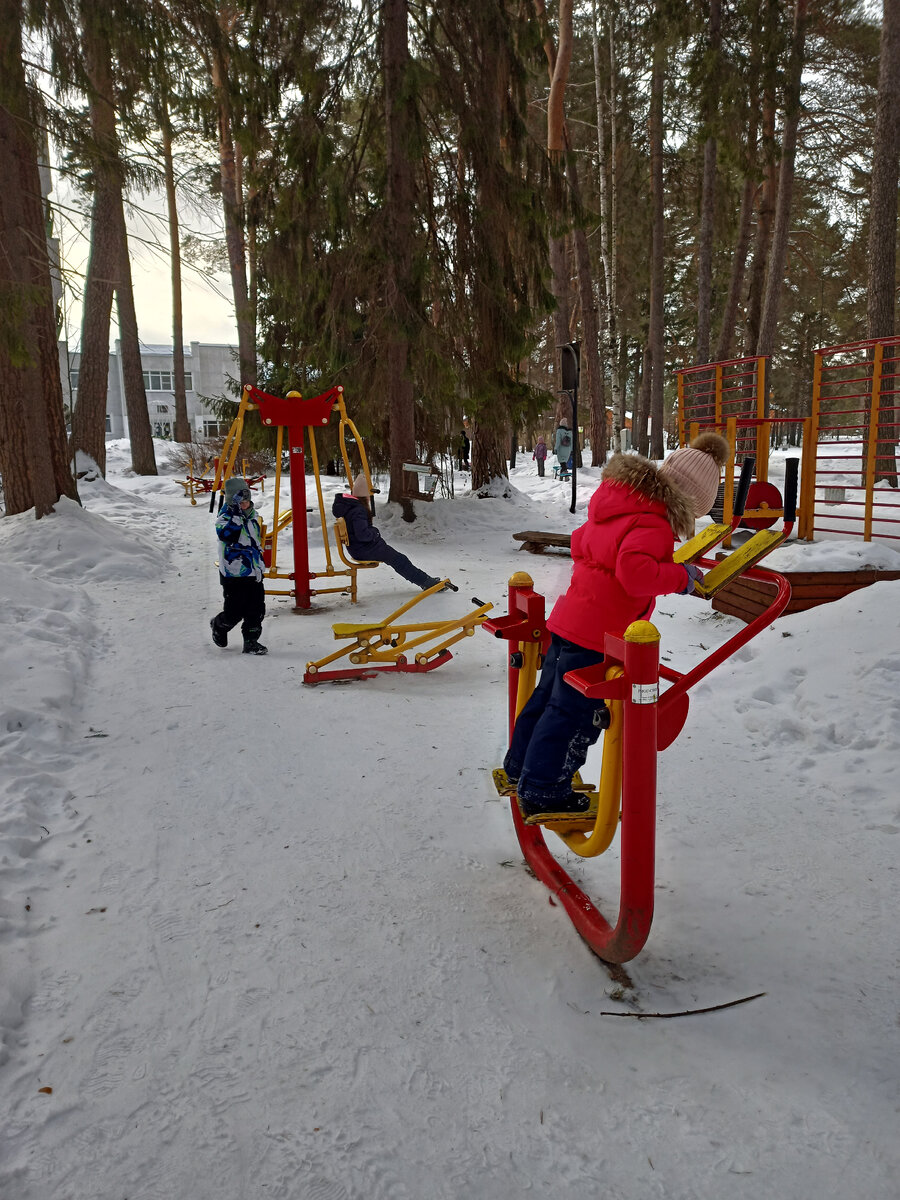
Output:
top-left (208, 383), bottom-right (375, 609)
top-left (304, 583), bottom-right (493, 684)
top-left (485, 459), bottom-right (798, 963)
top-left (178, 457), bottom-right (263, 505)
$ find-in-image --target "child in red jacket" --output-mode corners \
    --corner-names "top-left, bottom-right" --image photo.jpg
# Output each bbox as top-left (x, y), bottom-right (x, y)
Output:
top-left (504, 432), bottom-right (729, 823)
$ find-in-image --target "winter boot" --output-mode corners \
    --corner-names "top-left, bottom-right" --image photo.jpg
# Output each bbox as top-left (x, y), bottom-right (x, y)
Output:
top-left (210, 617), bottom-right (228, 648)
top-left (242, 626), bottom-right (268, 655)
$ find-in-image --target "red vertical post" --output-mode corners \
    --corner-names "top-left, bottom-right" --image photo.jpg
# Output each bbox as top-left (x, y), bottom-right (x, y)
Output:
top-left (286, 422), bottom-right (311, 610)
top-left (616, 621), bottom-right (660, 957)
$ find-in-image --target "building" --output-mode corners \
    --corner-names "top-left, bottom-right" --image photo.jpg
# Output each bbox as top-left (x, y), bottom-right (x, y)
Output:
top-left (58, 340), bottom-right (240, 441)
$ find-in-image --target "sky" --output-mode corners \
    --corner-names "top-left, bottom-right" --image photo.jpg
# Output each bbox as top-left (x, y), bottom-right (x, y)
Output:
top-left (52, 161), bottom-right (240, 352)
top-left (0, 446), bottom-right (898, 1199)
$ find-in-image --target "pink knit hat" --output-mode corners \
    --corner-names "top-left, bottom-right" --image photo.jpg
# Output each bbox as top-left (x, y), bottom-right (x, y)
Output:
top-left (352, 472), bottom-right (370, 498)
top-left (658, 432), bottom-right (730, 517)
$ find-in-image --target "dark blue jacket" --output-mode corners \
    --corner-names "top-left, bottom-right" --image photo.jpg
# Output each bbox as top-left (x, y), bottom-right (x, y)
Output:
top-left (333, 493), bottom-right (384, 559)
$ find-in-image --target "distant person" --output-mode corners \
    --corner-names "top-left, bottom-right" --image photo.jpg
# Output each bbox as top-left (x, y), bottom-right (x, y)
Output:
top-left (332, 475), bottom-right (458, 593)
top-left (533, 436), bottom-right (548, 477)
top-left (554, 419), bottom-right (573, 480)
top-left (503, 433), bottom-right (729, 823)
top-left (456, 429), bottom-right (470, 471)
top-left (210, 477), bottom-right (268, 655)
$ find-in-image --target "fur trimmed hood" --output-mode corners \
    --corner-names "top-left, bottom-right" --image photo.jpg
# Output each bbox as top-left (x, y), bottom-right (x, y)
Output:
top-left (601, 453), bottom-right (697, 541)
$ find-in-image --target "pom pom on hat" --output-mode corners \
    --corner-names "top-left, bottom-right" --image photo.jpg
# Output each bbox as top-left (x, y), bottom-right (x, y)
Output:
top-left (352, 473), bottom-right (370, 498)
top-left (658, 432), bottom-right (730, 517)
top-left (223, 476), bottom-right (250, 503)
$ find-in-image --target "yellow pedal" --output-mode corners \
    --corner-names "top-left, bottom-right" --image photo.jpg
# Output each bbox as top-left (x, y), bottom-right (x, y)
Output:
top-left (521, 793), bottom-right (599, 829)
top-left (694, 528), bottom-right (786, 598)
top-left (492, 768), bottom-right (518, 796)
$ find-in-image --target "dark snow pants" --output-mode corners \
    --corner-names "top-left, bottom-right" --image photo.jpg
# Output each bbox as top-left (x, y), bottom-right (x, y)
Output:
top-left (215, 575), bottom-right (266, 639)
top-left (503, 634), bottom-right (607, 805)
top-left (353, 538), bottom-right (436, 590)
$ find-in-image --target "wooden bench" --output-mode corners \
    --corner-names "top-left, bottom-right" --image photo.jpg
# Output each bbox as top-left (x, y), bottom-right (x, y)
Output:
top-left (513, 531), bottom-right (572, 555)
top-left (712, 567), bottom-right (900, 623)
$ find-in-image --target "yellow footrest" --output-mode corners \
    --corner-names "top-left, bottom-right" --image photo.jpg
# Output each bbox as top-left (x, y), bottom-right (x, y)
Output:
top-left (332, 622), bottom-right (385, 639)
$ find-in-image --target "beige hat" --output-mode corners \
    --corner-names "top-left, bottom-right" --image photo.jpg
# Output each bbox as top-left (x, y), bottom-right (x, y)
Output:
top-left (658, 432), bottom-right (730, 517)
top-left (352, 472), bottom-right (370, 498)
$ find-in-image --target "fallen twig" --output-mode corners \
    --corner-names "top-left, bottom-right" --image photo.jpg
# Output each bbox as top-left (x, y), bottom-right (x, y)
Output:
top-left (599, 991), bottom-right (766, 1019)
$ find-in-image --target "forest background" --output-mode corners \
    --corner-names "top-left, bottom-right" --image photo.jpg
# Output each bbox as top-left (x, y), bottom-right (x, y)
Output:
top-left (1, 0), bottom-right (897, 517)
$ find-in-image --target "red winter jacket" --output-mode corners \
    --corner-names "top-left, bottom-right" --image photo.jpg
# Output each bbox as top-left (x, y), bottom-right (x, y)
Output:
top-left (548, 454), bottom-right (695, 653)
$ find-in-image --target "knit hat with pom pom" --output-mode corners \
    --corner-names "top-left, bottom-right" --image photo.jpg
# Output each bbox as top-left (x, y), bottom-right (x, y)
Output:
top-left (351, 473), bottom-right (370, 498)
top-left (658, 432), bottom-right (730, 517)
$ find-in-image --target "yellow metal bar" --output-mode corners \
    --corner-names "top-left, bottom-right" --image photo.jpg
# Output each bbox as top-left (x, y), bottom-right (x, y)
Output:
top-left (806, 354), bottom-right (824, 540)
top-left (516, 640), bottom-right (541, 720)
top-left (864, 342), bottom-right (883, 542)
top-left (270, 424), bottom-right (284, 571)
top-left (306, 427), bottom-right (336, 572)
top-left (798, 417), bottom-right (814, 539)
top-left (556, 668), bottom-right (624, 858)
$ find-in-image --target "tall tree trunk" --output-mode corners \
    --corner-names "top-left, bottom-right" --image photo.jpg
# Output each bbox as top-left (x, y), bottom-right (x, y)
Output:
top-left (113, 200), bottom-right (157, 475)
top-left (210, 45), bottom-right (256, 388)
top-left (867, 0), bottom-right (900, 485)
top-left (540, 0), bottom-right (574, 419)
top-left (745, 0), bottom-right (780, 355)
top-left (714, 114), bottom-right (758, 362)
top-left (608, 19), bottom-right (623, 438)
top-left (591, 0), bottom-right (612, 463)
top-left (383, 0), bottom-right (416, 514)
top-left (71, 4), bottom-right (119, 477)
top-left (0, 0), bottom-right (78, 516)
top-left (160, 97), bottom-right (190, 443)
top-left (695, 0), bottom-right (722, 365)
top-left (648, 36), bottom-right (665, 459)
top-left (757, 0), bottom-right (808, 358)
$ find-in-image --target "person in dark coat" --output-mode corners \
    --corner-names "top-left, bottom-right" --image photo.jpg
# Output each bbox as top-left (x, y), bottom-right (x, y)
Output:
top-left (332, 474), bottom-right (457, 592)
top-left (503, 433), bottom-right (729, 823)
top-left (456, 429), bottom-right (470, 470)
top-left (533, 436), bottom-right (548, 477)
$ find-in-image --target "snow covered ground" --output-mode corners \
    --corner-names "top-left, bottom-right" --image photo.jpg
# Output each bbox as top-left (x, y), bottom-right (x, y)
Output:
top-left (1, 443), bottom-right (898, 1200)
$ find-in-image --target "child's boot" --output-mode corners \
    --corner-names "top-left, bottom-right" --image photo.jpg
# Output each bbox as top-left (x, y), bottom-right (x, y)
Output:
top-left (210, 616), bottom-right (229, 648)
top-left (242, 626), bottom-right (268, 655)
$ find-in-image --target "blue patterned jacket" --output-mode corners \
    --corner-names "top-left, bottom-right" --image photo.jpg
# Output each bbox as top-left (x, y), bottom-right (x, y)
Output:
top-left (216, 502), bottom-right (264, 580)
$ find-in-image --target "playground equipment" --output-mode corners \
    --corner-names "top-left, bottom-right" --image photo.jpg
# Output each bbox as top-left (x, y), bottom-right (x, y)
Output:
top-left (677, 339), bottom-right (900, 545)
top-left (803, 336), bottom-right (900, 543)
top-left (484, 460), bottom-right (797, 964)
top-left (304, 583), bottom-right (493, 684)
top-left (208, 384), bottom-right (375, 609)
top-left (675, 355), bottom-right (807, 539)
top-left (402, 461), bottom-right (441, 503)
top-left (178, 457), bottom-right (262, 505)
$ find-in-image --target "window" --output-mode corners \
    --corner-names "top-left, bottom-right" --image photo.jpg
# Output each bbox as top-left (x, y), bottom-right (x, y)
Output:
top-left (69, 369), bottom-right (79, 390)
top-left (203, 420), bottom-right (227, 438)
top-left (142, 369), bottom-right (193, 391)
top-left (153, 421), bottom-right (172, 439)
top-left (105, 414), bottom-right (112, 432)
top-left (156, 404), bottom-right (169, 414)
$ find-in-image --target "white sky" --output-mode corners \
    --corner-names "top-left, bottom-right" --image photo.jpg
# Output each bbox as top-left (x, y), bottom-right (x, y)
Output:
top-left (52, 162), bottom-right (239, 352)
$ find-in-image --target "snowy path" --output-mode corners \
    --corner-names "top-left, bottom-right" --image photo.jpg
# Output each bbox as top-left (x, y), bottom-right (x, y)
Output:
top-left (1, 466), bottom-right (898, 1199)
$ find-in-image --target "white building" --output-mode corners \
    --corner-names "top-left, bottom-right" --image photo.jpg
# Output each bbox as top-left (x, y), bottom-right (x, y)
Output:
top-left (58, 340), bottom-right (240, 440)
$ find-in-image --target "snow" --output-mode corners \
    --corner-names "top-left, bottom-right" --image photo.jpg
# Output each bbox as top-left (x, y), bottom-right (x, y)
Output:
top-left (1, 444), bottom-right (898, 1200)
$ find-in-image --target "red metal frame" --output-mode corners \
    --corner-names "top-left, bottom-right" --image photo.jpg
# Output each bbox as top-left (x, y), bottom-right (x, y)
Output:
top-left (303, 651), bottom-right (452, 685)
top-left (246, 384), bottom-right (341, 609)
top-left (487, 566), bottom-right (792, 963)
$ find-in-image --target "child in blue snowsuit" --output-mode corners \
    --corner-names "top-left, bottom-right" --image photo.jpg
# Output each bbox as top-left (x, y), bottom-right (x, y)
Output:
top-left (210, 476), bottom-right (268, 654)
top-left (331, 474), bottom-right (457, 592)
